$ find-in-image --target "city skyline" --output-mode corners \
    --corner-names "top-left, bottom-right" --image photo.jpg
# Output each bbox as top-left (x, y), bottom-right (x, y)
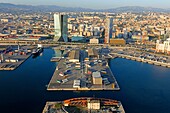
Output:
top-left (1, 0), bottom-right (170, 9)
top-left (1, 3), bottom-right (170, 112)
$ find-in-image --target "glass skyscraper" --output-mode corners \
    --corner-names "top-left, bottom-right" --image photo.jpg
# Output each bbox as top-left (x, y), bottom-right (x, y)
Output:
top-left (54, 13), bottom-right (68, 42)
top-left (105, 17), bottom-right (113, 44)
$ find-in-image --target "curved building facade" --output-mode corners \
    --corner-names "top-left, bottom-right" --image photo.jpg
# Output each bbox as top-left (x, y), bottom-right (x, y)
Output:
top-left (54, 13), bottom-right (68, 42)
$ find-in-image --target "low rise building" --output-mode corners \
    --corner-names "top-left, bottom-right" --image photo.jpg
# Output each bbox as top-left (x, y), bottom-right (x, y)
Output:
top-left (132, 35), bottom-right (149, 41)
top-left (156, 38), bottom-right (170, 54)
top-left (1, 18), bottom-right (9, 23)
top-left (73, 80), bottom-right (80, 88)
top-left (90, 38), bottom-right (99, 44)
top-left (88, 49), bottom-right (98, 59)
top-left (68, 50), bottom-right (79, 62)
top-left (92, 71), bottom-right (102, 85)
top-left (87, 100), bottom-right (100, 110)
top-left (110, 38), bottom-right (126, 45)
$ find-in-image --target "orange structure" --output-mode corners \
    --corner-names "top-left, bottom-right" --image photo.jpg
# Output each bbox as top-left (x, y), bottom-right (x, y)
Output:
top-left (63, 97), bottom-right (119, 107)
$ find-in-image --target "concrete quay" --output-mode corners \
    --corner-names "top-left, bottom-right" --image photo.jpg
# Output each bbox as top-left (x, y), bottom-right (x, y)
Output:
top-left (0, 45), bottom-right (34, 71)
top-left (47, 49), bottom-right (120, 91)
top-left (42, 97), bottom-right (125, 113)
top-left (42, 102), bottom-right (65, 113)
top-left (47, 61), bottom-right (120, 91)
top-left (0, 54), bottom-right (31, 70)
top-left (111, 53), bottom-right (170, 68)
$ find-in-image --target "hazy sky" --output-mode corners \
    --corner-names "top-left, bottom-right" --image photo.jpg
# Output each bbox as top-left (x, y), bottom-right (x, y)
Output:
top-left (1, 0), bottom-right (170, 9)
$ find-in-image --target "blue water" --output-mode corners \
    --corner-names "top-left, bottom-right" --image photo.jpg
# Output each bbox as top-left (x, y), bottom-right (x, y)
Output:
top-left (109, 58), bottom-right (170, 113)
top-left (0, 49), bottom-right (170, 113)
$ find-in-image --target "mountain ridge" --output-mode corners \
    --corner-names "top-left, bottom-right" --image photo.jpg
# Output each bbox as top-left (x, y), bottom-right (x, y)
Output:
top-left (0, 3), bottom-right (169, 13)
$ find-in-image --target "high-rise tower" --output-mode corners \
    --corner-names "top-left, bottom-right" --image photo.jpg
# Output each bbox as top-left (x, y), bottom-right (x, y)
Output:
top-left (54, 13), bottom-right (68, 42)
top-left (105, 17), bottom-right (113, 44)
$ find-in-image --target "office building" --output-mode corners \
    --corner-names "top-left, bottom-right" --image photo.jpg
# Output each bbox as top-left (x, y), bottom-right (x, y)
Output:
top-left (105, 17), bottom-right (113, 44)
top-left (156, 38), bottom-right (170, 54)
top-left (54, 13), bottom-right (68, 42)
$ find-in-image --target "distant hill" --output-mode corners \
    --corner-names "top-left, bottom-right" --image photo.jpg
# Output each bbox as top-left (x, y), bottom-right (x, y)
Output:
top-left (0, 3), bottom-right (96, 13)
top-left (0, 3), bottom-right (169, 13)
top-left (105, 6), bottom-right (169, 13)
